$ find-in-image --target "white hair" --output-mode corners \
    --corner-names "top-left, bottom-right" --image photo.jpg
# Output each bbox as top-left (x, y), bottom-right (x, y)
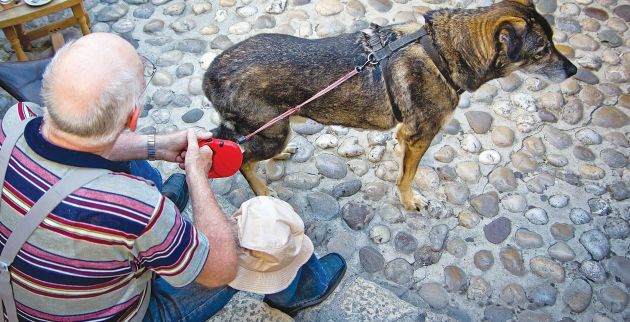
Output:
top-left (41, 40), bottom-right (142, 146)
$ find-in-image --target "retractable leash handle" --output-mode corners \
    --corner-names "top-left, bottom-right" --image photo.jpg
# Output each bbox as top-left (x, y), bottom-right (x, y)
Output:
top-left (198, 138), bottom-right (243, 178)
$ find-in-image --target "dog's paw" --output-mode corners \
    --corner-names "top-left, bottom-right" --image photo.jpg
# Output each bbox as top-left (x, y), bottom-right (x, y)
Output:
top-left (258, 185), bottom-right (279, 198)
top-left (413, 192), bottom-right (429, 210)
top-left (263, 185), bottom-right (279, 198)
top-left (272, 143), bottom-right (299, 160)
top-left (272, 152), bottom-right (292, 160)
top-left (400, 191), bottom-right (428, 211)
top-left (283, 143), bottom-right (298, 154)
top-left (251, 182), bottom-right (277, 197)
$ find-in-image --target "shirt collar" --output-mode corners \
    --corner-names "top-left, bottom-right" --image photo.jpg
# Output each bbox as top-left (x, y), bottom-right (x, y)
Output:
top-left (24, 117), bottom-right (131, 173)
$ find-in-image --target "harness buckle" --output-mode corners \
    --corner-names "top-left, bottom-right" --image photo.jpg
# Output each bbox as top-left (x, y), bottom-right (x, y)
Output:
top-left (355, 53), bottom-right (377, 73)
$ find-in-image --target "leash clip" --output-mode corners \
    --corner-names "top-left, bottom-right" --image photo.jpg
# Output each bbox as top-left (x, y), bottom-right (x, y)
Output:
top-left (355, 53), bottom-right (377, 73)
top-left (0, 260), bottom-right (8, 272)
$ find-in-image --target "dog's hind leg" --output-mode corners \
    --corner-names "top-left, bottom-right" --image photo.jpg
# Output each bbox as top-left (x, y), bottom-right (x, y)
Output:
top-left (241, 160), bottom-right (275, 196)
top-left (396, 126), bottom-right (430, 211)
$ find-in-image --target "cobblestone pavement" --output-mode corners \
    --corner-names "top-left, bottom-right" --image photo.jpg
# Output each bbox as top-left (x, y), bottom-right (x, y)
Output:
top-left (1, 0), bottom-right (629, 321)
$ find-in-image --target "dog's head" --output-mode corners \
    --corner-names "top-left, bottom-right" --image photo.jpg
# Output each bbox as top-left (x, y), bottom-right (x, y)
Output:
top-left (489, 0), bottom-right (577, 82)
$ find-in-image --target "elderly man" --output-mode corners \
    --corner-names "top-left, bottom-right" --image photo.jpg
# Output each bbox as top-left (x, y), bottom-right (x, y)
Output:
top-left (0, 33), bottom-right (345, 321)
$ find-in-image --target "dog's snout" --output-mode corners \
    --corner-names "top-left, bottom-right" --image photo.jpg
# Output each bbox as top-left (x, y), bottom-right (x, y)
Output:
top-left (564, 60), bottom-right (577, 77)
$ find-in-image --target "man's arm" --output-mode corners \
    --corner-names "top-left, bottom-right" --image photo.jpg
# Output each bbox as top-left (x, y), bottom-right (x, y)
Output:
top-left (184, 130), bottom-right (238, 288)
top-left (103, 131), bottom-right (147, 161)
top-left (105, 130), bottom-right (202, 163)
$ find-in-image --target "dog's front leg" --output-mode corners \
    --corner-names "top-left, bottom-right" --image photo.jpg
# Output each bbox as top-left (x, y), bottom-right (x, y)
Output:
top-left (240, 160), bottom-right (275, 196)
top-left (396, 127), bottom-right (430, 211)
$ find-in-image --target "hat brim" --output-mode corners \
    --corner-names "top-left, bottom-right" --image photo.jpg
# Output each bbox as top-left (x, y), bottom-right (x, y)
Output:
top-left (228, 235), bottom-right (314, 294)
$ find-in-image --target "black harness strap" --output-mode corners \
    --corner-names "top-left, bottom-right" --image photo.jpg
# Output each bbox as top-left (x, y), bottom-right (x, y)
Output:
top-left (364, 24), bottom-right (464, 122)
top-left (365, 29), bottom-right (403, 122)
top-left (420, 33), bottom-right (465, 95)
top-left (366, 28), bottom-right (384, 51)
top-left (382, 64), bottom-right (403, 122)
top-left (371, 28), bottom-right (429, 62)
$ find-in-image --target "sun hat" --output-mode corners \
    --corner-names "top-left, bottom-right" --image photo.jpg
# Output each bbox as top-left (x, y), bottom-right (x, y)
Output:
top-left (228, 196), bottom-right (314, 294)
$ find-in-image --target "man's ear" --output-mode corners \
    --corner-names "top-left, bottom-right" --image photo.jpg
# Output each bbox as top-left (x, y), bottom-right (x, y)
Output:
top-left (127, 106), bottom-right (141, 132)
top-left (496, 20), bottom-right (526, 62)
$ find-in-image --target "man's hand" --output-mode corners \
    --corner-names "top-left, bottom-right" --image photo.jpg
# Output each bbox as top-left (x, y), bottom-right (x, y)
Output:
top-left (156, 130), bottom-right (213, 164)
top-left (185, 129), bottom-right (238, 288)
top-left (184, 129), bottom-right (214, 178)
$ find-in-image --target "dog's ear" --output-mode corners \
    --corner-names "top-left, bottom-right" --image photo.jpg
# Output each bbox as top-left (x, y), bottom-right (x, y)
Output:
top-left (496, 19), bottom-right (527, 62)
top-left (506, 0), bottom-right (533, 6)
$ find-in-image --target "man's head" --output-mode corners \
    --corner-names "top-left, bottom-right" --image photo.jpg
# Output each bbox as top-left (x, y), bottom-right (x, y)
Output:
top-left (41, 33), bottom-right (145, 147)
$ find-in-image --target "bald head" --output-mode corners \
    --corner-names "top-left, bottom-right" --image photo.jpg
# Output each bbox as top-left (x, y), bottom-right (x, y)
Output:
top-left (42, 33), bottom-right (145, 146)
top-left (51, 33), bottom-right (143, 111)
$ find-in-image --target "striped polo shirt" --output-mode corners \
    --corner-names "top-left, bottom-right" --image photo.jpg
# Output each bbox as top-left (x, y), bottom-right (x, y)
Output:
top-left (0, 103), bottom-right (209, 321)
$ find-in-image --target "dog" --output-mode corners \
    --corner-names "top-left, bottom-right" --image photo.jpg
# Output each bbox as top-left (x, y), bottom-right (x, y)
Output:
top-left (203, 0), bottom-right (577, 211)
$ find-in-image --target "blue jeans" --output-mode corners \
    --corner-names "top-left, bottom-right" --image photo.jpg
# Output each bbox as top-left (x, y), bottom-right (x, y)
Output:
top-left (130, 161), bottom-right (330, 321)
top-left (142, 255), bottom-right (328, 322)
top-left (129, 160), bottom-right (163, 191)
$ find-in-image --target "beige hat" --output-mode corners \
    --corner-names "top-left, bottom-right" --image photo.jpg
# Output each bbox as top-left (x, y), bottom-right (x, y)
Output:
top-left (228, 196), bottom-right (314, 294)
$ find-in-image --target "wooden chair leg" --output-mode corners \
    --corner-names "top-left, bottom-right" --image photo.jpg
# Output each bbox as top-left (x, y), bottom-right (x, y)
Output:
top-left (51, 32), bottom-right (65, 52)
top-left (15, 24), bottom-right (32, 52)
top-left (71, 4), bottom-right (90, 35)
top-left (2, 26), bottom-right (27, 61)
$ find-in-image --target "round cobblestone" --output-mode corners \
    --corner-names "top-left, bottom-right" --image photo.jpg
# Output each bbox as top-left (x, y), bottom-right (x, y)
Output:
top-left (500, 247), bottom-right (526, 276)
top-left (57, 0), bottom-right (630, 318)
top-left (384, 258), bottom-right (413, 286)
top-left (563, 279), bottom-right (592, 313)
top-left (474, 250), bottom-right (494, 271)
top-left (579, 229), bottom-right (610, 260)
top-left (359, 246), bottom-right (385, 273)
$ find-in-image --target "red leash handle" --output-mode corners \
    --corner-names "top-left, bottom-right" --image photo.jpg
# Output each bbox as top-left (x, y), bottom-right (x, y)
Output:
top-left (238, 68), bottom-right (360, 144)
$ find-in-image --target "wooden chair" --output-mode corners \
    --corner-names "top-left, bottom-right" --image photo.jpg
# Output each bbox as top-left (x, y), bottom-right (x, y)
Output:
top-left (0, 0), bottom-right (90, 61)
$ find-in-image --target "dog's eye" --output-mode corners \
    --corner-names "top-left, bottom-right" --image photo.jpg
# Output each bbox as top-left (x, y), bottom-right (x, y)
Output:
top-left (533, 45), bottom-right (549, 59)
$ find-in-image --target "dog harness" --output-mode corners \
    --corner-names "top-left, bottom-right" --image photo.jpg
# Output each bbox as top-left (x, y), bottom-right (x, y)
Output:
top-left (0, 114), bottom-right (113, 322)
top-left (366, 24), bottom-right (465, 122)
top-left (236, 24), bottom-right (464, 144)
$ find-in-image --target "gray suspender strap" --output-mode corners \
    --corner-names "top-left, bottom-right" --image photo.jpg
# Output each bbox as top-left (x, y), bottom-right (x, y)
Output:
top-left (0, 116), bottom-right (32, 190)
top-left (0, 115), bottom-right (33, 322)
top-left (0, 116), bottom-right (112, 322)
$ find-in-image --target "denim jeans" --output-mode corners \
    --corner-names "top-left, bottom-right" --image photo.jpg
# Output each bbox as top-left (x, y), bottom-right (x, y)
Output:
top-left (142, 278), bottom-right (238, 322)
top-left (129, 160), bottom-right (163, 191)
top-left (142, 255), bottom-right (327, 322)
top-left (129, 161), bottom-right (330, 321)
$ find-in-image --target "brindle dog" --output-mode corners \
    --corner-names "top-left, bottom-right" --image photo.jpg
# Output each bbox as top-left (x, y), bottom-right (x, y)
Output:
top-left (203, 0), bottom-right (577, 211)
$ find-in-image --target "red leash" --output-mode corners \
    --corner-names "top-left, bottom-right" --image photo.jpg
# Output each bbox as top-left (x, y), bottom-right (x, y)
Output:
top-left (237, 66), bottom-right (365, 144)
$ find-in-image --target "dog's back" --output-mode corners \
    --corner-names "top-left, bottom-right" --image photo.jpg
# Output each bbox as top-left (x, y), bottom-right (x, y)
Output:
top-left (204, 33), bottom-right (362, 112)
top-left (204, 30), bottom-right (402, 138)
